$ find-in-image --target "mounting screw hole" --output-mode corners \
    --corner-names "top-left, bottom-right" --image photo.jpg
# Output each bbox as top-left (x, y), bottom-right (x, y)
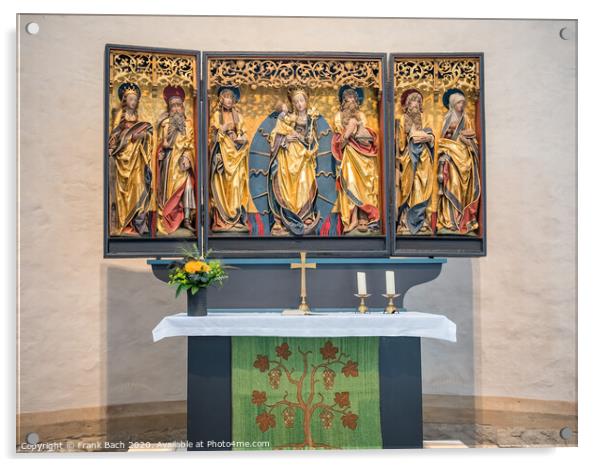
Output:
top-left (25, 432), bottom-right (40, 445)
top-left (559, 427), bottom-right (573, 440)
top-left (25, 22), bottom-right (40, 35)
top-left (559, 27), bottom-right (572, 40)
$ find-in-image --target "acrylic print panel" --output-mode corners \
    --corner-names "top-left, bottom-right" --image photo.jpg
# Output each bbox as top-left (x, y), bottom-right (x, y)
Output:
top-left (206, 54), bottom-right (387, 239)
top-left (106, 46), bottom-right (200, 241)
top-left (393, 55), bottom-right (484, 240)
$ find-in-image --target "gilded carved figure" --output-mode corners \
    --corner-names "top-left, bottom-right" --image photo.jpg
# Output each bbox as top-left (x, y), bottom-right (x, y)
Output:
top-left (332, 86), bottom-right (380, 234)
top-left (209, 86), bottom-right (250, 233)
top-left (267, 87), bottom-right (321, 236)
top-left (436, 89), bottom-right (481, 234)
top-left (108, 82), bottom-right (154, 236)
top-left (396, 89), bottom-right (435, 235)
top-left (156, 86), bottom-right (197, 234)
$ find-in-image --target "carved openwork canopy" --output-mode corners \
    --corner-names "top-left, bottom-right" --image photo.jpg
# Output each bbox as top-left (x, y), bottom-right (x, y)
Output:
top-left (109, 49), bottom-right (197, 96)
top-left (208, 57), bottom-right (383, 90)
top-left (394, 57), bottom-right (480, 99)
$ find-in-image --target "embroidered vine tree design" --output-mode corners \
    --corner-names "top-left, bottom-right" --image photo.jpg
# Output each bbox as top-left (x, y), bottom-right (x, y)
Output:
top-left (251, 340), bottom-right (360, 449)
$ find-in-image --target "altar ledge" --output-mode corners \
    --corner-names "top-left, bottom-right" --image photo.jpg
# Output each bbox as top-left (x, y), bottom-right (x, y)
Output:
top-left (152, 312), bottom-right (456, 343)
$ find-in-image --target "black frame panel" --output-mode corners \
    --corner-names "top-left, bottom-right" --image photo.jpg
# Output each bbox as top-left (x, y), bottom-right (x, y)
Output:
top-left (202, 51), bottom-right (391, 258)
top-left (103, 44), bottom-right (203, 258)
top-left (389, 53), bottom-right (487, 257)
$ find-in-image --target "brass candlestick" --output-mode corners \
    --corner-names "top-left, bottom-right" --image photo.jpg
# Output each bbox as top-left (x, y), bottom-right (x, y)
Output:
top-left (382, 293), bottom-right (401, 314)
top-left (354, 294), bottom-right (371, 314)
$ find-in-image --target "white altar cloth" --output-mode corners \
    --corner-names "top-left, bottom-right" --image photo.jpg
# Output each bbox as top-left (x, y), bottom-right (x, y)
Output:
top-left (152, 312), bottom-right (456, 343)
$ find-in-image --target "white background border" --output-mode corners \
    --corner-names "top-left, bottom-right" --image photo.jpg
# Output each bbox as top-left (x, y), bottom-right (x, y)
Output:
top-left (4, 1), bottom-right (594, 466)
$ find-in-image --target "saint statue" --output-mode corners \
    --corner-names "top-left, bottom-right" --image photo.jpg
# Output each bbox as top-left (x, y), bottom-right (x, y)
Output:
top-left (396, 89), bottom-right (435, 235)
top-left (108, 82), bottom-right (154, 236)
top-left (209, 86), bottom-right (250, 233)
top-left (267, 87), bottom-right (321, 236)
top-left (436, 89), bottom-right (481, 234)
top-left (156, 85), bottom-right (196, 235)
top-left (332, 86), bottom-right (380, 234)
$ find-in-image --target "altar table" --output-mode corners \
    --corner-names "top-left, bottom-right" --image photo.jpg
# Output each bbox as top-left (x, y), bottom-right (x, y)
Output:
top-left (152, 311), bottom-right (456, 451)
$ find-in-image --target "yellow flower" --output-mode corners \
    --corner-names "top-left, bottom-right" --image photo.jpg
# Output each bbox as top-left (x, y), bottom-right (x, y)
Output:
top-left (184, 260), bottom-right (203, 274)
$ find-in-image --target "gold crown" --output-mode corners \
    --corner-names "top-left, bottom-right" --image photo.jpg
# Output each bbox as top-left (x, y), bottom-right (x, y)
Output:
top-left (287, 86), bottom-right (309, 101)
top-left (123, 87), bottom-right (138, 97)
top-left (118, 82), bottom-right (140, 100)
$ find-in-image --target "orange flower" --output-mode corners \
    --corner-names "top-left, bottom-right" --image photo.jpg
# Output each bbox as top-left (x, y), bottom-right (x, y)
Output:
top-left (184, 260), bottom-right (209, 274)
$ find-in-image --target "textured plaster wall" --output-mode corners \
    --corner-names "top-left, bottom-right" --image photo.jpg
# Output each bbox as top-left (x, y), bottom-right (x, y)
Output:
top-left (17, 15), bottom-right (576, 413)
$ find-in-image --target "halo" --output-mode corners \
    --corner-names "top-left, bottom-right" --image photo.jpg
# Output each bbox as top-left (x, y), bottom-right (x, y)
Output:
top-left (117, 82), bottom-right (141, 101)
top-left (400, 88), bottom-right (422, 109)
top-left (442, 88), bottom-right (465, 109)
top-left (217, 85), bottom-right (241, 102)
top-left (338, 85), bottom-right (364, 105)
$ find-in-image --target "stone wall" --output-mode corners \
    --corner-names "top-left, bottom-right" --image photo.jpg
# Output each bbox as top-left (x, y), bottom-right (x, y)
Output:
top-left (17, 15), bottom-right (576, 422)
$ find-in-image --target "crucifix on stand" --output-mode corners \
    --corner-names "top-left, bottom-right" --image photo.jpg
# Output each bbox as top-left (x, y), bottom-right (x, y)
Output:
top-left (290, 251), bottom-right (317, 314)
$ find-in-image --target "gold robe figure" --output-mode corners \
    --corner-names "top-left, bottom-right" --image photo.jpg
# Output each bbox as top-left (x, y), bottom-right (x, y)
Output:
top-left (396, 89), bottom-right (435, 235)
top-left (209, 87), bottom-right (250, 233)
top-left (156, 86), bottom-right (196, 235)
top-left (436, 90), bottom-right (481, 234)
top-left (268, 88), bottom-right (320, 236)
top-left (108, 83), bottom-right (154, 236)
top-left (332, 86), bottom-right (380, 234)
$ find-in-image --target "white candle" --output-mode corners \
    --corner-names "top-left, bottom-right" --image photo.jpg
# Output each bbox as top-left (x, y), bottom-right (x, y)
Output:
top-left (357, 272), bottom-right (367, 295)
top-left (386, 271), bottom-right (395, 295)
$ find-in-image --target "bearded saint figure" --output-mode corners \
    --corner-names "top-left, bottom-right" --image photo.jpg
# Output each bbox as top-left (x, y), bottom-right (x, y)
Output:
top-left (156, 85), bottom-right (196, 234)
top-left (396, 89), bottom-right (435, 235)
top-left (331, 85), bottom-right (380, 234)
top-left (108, 82), bottom-right (154, 236)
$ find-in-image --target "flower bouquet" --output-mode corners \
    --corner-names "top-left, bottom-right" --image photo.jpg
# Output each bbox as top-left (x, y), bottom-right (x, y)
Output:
top-left (167, 246), bottom-right (228, 316)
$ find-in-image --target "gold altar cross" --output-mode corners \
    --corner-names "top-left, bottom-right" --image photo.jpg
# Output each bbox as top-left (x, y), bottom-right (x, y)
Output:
top-left (290, 251), bottom-right (317, 314)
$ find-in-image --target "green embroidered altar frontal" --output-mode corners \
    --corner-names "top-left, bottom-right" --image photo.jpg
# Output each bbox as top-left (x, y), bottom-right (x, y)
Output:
top-left (232, 336), bottom-right (382, 450)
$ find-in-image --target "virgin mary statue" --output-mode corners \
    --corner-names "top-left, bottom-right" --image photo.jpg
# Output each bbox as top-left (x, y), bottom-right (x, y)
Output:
top-left (246, 88), bottom-right (339, 237)
top-left (267, 87), bottom-right (321, 236)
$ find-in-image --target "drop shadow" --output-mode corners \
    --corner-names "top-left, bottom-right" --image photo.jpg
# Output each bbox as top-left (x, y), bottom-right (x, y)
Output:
top-left (104, 264), bottom-right (187, 446)
top-left (104, 259), bottom-right (473, 446)
top-left (405, 258), bottom-right (479, 446)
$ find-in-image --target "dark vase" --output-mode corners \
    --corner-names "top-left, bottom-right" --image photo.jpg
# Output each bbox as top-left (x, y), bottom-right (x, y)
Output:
top-left (187, 287), bottom-right (208, 316)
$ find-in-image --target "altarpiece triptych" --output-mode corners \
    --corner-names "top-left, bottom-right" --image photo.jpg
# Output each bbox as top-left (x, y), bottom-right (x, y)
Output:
top-left (104, 45), bottom-right (485, 258)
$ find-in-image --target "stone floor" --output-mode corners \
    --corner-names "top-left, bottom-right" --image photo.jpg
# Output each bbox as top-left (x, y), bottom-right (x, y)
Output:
top-left (17, 422), bottom-right (576, 452)
top-left (424, 423), bottom-right (577, 448)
